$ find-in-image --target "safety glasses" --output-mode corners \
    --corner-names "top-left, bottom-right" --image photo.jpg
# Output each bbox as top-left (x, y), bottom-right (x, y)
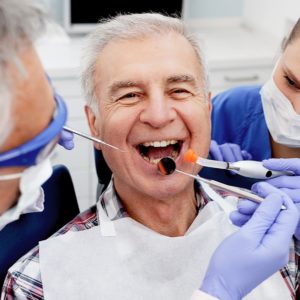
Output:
top-left (0, 92), bottom-right (67, 171)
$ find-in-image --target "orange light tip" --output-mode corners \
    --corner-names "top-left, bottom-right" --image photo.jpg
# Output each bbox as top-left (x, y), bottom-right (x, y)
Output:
top-left (184, 149), bottom-right (198, 163)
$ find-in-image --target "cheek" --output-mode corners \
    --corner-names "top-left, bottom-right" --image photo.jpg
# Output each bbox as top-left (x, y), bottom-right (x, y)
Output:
top-left (100, 106), bottom-right (138, 142)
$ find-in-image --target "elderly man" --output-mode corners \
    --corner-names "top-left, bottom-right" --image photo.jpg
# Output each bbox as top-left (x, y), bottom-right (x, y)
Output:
top-left (2, 13), bottom-right (299, 300)
top-left (0, 0), bottom-right (74, 230)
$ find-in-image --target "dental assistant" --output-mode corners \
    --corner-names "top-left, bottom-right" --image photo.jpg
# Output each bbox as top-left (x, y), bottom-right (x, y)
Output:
top-left (202, 18), bottom-right (300, 191)
top-left (202, 18), bottom-right (300, 269)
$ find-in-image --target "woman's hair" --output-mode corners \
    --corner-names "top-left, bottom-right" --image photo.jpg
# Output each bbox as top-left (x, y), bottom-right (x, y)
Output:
top-left (0, 0), bottom-right (48, 146)
top-left (81, 13), bottom-right (210, 113)
top-left (282, 18), bottom-right (300, 51)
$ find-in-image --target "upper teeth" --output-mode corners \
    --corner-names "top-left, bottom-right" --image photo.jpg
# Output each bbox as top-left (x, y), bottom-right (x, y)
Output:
top-left (141, 140), bottom-right (178, 147)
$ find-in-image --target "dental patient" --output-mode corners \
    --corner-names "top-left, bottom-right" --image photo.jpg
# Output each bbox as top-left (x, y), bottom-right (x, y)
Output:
top-left (3, 13), bottom-right (298, 300)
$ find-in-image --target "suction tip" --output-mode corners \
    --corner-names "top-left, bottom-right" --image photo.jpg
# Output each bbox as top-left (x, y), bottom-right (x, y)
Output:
top-left (184, 149), bottom-right (198, 163)
top-left (157, 157), bottom-right (176, 175)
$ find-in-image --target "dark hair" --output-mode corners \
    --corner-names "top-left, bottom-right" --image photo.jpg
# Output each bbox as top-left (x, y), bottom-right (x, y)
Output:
top-left (282, 18), bottom-right (300, 50)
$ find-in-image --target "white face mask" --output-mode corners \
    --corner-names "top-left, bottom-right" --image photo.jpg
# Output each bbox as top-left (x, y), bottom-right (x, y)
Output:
top-left (260, 76), bottom-right (300, 148)
top-left (0, 158), bottom-right (53, 231)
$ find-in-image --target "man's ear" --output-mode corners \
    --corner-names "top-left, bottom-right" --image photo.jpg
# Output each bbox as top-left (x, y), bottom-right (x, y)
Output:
top-left (84, 105), bottom-right (102, 150)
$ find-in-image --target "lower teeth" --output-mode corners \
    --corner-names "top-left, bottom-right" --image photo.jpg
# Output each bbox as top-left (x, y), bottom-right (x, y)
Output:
top-left (141, 150), bottom-right (179, 165)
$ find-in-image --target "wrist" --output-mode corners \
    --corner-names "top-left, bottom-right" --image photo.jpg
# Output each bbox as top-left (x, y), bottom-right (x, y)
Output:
top-left (200, 275), bottom-right (239, 300)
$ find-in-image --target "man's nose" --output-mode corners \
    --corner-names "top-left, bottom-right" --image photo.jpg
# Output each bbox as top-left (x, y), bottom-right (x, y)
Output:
top-left (139, 94), bottom-right (176, 128)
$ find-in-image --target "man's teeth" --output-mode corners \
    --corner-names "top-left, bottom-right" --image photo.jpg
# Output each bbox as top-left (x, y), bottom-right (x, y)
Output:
top-left (142, 150), bottom-right (179, 164)
top-left (142, 140), bottom-right (178, 147)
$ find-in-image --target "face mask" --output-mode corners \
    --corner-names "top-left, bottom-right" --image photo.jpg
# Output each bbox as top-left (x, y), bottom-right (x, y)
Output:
top-left (0, 157), bottom-right (53, 231)
top-left (260, 76), bottom-right (300, 148)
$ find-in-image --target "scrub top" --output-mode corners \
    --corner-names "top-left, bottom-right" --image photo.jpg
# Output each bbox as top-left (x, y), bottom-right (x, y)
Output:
top-left (200, 85), bottom-right (271, 189)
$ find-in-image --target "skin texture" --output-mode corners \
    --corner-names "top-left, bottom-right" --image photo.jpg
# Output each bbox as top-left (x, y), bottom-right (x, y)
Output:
top-left (86, 32), bottom-right (211, 237)
top-left (0, 44), bottom-right (55, 214)
top-left (271, 38), bottom-right (300, 158)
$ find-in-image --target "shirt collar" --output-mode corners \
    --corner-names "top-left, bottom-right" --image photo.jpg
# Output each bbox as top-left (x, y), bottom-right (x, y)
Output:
top-left (99, 179), bottom-right (213, 221)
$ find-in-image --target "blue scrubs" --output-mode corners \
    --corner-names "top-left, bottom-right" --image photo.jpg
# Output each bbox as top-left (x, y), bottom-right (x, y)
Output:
top-left (200, 85), bottom-right (272, 189)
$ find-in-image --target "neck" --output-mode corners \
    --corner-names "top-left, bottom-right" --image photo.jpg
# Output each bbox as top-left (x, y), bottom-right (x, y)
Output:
top-left (115, 182), bottom-right (198, 237)
top-left (270, 137), bottom-right (300, 158)
top-left (0, 180), bottom-right (20, 214)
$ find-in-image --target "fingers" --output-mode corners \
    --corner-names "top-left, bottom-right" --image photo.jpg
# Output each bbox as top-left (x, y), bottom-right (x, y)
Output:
top-left (262, 194), bottom-right (299, 247)
top-left (219, 143), bottom-right (243, 162)
top-left (263, 158), bottom-right (300, 175)
top-left (58, 130), bottom-right (74, 150)
top-left (265, 176), bottom-right (299, 189)
top-left (240, 193), bottom-right (289, 244)
top-left (280, 188), bottom-right (300, 203)
top-left (210, 140), bottom-right (224, 161)
top-left (251, 181), bottom-right (286, 198)
top-left (241, 150), bottom-right (252, 160)
top-left (237, 199), bottom-right (258, 214)
top-left (230, 211), bottom-right (251, 227)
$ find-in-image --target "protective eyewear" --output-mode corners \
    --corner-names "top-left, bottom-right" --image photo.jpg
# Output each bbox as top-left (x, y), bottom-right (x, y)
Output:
top-left (0, 92), bottom-right (67, 172)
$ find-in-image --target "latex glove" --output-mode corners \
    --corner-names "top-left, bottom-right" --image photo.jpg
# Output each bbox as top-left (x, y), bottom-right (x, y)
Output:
top-left (210, 140), bottom-right (252, 162)
top-left (231, 159), bottom-right (300, 240)
top-left (230, 181), bottom-right (292, 227)
top-left (200, 190), bottom-right (298, 300)
top-left (58, 129), bottom-right (74, 150)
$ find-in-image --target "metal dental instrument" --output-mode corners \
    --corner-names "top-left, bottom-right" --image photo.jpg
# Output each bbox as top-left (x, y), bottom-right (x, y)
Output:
top-left (184, 149), bottom-right (293, 179)
top-left (63, 126), bottom-right (126, 152)
top-left (157, 157), bottom-right (285, 208)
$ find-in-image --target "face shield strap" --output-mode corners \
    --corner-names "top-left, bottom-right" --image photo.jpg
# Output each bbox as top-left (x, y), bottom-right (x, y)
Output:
top-left (0, 92), bottom-right (67, 168)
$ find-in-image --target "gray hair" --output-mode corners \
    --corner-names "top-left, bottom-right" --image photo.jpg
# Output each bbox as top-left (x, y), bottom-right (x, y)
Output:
top-left (0, 0), bottom-right (48, 146)
top-left (81, 13), bottom-right (210, 113)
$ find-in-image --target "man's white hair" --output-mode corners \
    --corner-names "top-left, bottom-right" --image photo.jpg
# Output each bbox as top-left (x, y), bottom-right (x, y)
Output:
top-left (81, 13), bottom-right (210, 113)
top-left (0, 0), bottom-right (48, 147)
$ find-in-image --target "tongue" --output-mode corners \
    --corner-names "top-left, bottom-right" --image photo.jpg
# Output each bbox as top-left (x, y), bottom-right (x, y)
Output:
top-left (147, 145), bottom-right (175, 160)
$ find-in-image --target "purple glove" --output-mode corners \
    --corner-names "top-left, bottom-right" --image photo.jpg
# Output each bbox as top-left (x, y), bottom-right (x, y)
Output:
top-left (231, 159), bottom-right (300, 240)
top-left (210, 140), bottom-right (252, 162)
top-left (200, 191), bottom-right (298, 300)
top-left (58, 129), bottom-right (74, 150)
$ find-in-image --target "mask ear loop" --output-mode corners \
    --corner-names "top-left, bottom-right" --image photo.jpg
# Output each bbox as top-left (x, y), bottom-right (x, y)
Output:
top-left (0, 173), bottom-right (22, 181)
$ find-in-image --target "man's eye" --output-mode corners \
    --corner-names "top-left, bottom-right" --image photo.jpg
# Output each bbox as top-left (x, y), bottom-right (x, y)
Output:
top-left (119, 93), bottom-right (138, 100)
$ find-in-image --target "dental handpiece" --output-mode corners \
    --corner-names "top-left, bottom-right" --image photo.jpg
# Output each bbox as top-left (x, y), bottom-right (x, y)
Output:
top-left (184, 149), bottom-right (293, 179)
top-left (157, 157), bottom-right (285, 208)
top-left (63, 126), bottom-right (125, 152)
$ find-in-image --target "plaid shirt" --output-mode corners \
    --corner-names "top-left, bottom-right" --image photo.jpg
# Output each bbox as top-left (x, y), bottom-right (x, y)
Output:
top-left (1, 181), bottom-right (299, 300)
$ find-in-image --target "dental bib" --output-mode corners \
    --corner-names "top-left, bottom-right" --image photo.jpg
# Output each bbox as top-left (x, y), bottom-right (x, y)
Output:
top-left (39, 183), bottom-right (291, 300)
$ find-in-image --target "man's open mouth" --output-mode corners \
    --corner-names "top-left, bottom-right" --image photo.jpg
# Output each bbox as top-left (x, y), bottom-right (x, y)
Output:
top-left (137, 140), bottom-right (183, 164)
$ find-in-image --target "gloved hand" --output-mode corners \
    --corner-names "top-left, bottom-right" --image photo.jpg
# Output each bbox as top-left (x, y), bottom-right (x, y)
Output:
top-left (200, 189), bottom-right (298, 300)
top-left (210, 140), bottom-right (252, 162)
top-left (231, 159), bottom-right (300, 240)
top-left (58, 129), bottom-right (74, 150)
top-left (230, 181), bottom-right (288, 227)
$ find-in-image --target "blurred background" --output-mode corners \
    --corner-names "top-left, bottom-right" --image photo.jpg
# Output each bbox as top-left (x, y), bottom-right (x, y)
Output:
top-left (36, 0), bottom-right (300, 211)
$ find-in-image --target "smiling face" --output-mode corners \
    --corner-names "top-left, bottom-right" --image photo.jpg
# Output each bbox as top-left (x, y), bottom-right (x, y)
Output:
top-left (273, 37), bottom-right (300, 113)
top-left (86, 32), bottom-right (211, 202)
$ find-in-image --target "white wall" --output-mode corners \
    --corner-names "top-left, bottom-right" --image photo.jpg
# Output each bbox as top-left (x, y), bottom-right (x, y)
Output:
top-left (184, 0), bottom-right (243, 19)
top-left (243, 0), bottom-right (300, 40)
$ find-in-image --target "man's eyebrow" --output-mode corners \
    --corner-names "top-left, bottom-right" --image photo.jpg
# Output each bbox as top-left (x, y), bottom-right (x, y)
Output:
top-left (109, 80), bottom-right (141, 95)
top-left (284, 65), bottom-right (300, 87)
top-left (166, 74), bottom-right (198, 87)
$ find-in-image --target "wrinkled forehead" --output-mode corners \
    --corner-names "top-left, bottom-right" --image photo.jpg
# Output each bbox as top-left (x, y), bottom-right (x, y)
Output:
top-left (94, 33), bottom-right (206, 93)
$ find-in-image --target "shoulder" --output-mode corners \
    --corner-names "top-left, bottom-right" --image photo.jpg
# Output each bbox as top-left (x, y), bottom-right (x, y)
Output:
top-left (1, 205), bottom-right (98, 299)
top-left (212, 85), bottom-right (262, 113)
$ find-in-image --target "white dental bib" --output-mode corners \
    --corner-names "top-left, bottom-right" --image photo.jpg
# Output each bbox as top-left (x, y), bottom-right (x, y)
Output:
top-left (40, 183), bottom-right (291, 300)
